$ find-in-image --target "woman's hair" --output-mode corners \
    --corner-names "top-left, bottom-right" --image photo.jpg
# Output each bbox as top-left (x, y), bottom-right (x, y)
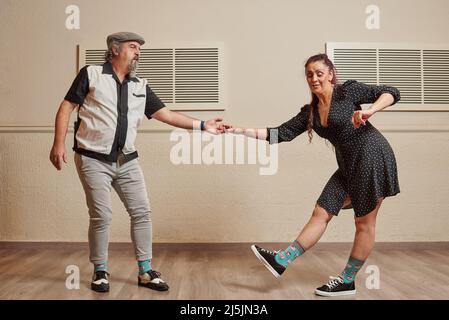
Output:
top-left (304, 53), bottom-right (338, 142)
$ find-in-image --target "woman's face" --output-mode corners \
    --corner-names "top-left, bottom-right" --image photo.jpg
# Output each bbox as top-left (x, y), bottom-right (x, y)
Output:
top-left (306, 61), bottom-right (334, 95)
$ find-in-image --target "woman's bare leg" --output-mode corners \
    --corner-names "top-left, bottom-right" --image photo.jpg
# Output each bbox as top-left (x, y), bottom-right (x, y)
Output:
top-left (350, 198), bottom-right (383, 260)
top-left (295, 203), bottom-right (336, 249)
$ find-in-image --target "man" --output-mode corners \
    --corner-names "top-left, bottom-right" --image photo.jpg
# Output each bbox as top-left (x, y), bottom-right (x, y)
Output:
top-left (50, 32), bottom-right (228, 293)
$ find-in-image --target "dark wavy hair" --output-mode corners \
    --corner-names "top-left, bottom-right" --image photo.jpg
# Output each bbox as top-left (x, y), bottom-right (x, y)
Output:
top-left (304, 54), bottom-right (338, 142)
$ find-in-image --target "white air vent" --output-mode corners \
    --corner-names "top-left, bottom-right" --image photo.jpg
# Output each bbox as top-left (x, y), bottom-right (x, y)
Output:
top-left (175, 48), bottom-right (219, 103)
top-left (139, 49), bottom-right (174, 103)
top-left (423, 50), bottom-right (449, 104)
top-left (79, 43), bottom-right (225, 110)
top-left (327, 43), bottom-right (449, 110)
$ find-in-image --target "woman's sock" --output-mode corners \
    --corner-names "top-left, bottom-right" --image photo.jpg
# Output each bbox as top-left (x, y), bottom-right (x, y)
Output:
top-left (340, 256), bottom-right (365, 283)
top-left (274, 240), bottom-right (306, 267)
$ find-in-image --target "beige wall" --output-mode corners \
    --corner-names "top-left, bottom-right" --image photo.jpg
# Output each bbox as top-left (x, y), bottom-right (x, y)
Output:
top-left (1, 0), bottom-right (448, 242)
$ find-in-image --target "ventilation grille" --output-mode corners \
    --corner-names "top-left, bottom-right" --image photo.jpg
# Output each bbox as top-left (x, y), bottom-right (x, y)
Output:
top-left (327, 43), bottom-right (449, 106)
top-left (175, 48), bottom-right (219, 103)
top-left (379, 49), bottom-right (422, 104)
top-left (423, 50), bottom-right (449, 104)
top-left (82, 45), bottom-right (223, 107)
top-left (333, 49), bottom-right (377, 85)
top-left (139, 49), bottom-right (174, 103)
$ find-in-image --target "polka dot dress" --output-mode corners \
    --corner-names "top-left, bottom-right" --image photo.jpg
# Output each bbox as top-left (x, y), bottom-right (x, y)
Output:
top-left (267, 80), bottom-right (401, 217)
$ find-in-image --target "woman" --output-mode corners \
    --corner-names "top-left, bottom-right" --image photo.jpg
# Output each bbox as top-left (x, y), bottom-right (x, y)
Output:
top-left (228, 53), bottom-right (400, 297)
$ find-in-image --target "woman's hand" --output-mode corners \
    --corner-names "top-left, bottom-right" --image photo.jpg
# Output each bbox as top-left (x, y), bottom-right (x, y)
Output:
top-left (352, 109), bottom-right (375, 129)
top-left (225, 126), bottom-right (245, 134)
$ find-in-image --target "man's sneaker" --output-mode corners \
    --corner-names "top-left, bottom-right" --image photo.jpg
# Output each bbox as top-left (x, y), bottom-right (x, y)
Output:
top-left (251, 244), bottom-right (286, 278)
top-left (138, 270), bottom-right (169, 291)
top-left (91, 271), bottom-right (110, 293)
top-left (315, 276), bottom-right (356, 297)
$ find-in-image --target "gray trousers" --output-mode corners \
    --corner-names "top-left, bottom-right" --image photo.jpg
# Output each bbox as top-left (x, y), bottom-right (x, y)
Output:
top-left (74, 153), bottom-right (152, 264)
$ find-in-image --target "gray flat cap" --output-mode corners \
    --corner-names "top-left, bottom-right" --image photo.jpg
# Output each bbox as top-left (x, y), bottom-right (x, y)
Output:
top-left (106, 32), bottom-right (145, 47)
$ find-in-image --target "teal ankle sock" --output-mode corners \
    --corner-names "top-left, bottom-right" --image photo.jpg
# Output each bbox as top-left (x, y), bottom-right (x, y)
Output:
top-left (275, 240), bottom-right (306, 267)
top-left (138, 259), bottom-right (151, 275)
top-left (340, 256), bottom-right (365, 283)
top-left (94, 262), bottom-right (108, 272)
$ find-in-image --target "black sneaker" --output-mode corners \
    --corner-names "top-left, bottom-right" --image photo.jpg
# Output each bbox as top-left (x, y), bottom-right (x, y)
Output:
top-left (315, 276), bottom-right (356, 297)
top-left (91, 271), bottom-right (110, 293)
top-left (251, 244), bottom-right (286, 278)
top-left (138, 270), bottom-right (169, 291)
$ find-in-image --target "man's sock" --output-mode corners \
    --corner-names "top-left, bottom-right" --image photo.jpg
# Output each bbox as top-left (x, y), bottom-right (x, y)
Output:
top-left (138, 259), bottom-right (151, 275)
top-left (274, 240), bottom-right (306, 267)
top-left (340, 256), bottom-right (365, 283)
top-left (94, 262), bottom-right (108, 273)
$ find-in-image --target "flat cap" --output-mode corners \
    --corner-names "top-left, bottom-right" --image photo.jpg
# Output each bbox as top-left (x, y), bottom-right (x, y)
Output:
top-left (106, 32), bottom-right (145, 47)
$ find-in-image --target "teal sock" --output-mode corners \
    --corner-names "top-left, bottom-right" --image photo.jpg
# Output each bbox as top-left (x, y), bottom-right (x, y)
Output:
top-left (275, 240), bottom-right (306, 267)
top-left (94, 262), bottom-right (108, 273)
top-left (138, 259), bottom-right (151, 275)
top-left (340, 256), bottom-right (365, 283)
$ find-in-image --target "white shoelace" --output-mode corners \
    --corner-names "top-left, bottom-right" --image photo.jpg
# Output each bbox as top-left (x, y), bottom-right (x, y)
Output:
top-left (325, 276), bottom-right (344, 289)
top-left (260, 247), bottom-right (278, 255)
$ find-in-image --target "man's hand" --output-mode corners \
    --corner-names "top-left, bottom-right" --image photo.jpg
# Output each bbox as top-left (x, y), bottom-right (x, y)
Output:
top-left (50, 143), bottom-right (68, 171)
top-left (50, 100), bottom-right (77, 171)
top-left (352, 109), bottom-right (374, 129)
top-left (205, 118), bottom-right (233, 134)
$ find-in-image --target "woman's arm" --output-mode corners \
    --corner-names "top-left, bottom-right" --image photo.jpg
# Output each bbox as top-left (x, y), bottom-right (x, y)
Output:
top-left (352, 92), bottom-right (395, 128)
top-left (227, 127), bottom-right (268, 140)
top-left (347, 80), bottom-right (400, 128)
top-left (368, 92), bottom-right (395, 113)
top-left (228, 105), bottom-right (310, 143)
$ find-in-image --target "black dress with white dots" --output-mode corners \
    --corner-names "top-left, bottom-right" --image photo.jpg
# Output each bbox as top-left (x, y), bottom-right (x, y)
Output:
top-left (267, 80), bottom-right (401, 217)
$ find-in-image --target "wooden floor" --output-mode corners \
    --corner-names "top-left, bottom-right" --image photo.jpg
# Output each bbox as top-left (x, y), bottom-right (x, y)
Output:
top-left (0, 242), bottom-right (448, 300)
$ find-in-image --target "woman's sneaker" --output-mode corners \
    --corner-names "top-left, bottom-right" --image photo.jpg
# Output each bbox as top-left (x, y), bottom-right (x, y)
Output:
top-left (315, 276), bottom-right (356, 297)
top-left (138, 270), bottom-right (169, 291)
top-left (91, 271), bottom-right (110, 292)
top-left (251, 244), bottom-right (286, 278)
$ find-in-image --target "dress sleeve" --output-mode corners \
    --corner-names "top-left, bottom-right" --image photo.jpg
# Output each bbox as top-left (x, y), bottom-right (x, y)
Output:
top-left (266, 105), bottom-right (310, 144)
top-left (343, 80), bottom-right (401, 105)
top-left (64, 66), bottom-right (89, 105)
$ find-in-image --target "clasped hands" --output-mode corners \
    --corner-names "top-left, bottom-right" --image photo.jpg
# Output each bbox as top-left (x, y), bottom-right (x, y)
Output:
top-left (203, 118), bottom-right (243, 135)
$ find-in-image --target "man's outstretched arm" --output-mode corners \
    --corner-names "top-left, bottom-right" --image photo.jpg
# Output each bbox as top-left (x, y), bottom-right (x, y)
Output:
top-left (151, 107), bottom-right (230, 134)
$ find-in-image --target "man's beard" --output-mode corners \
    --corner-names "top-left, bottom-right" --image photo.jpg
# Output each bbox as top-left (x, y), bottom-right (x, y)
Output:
top-left (129, 59), bottom-right (139, 77)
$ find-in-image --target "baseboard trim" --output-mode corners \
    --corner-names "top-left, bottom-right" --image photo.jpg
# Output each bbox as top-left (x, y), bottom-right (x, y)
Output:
top-left (0, 241), bottom-right (448, 250)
